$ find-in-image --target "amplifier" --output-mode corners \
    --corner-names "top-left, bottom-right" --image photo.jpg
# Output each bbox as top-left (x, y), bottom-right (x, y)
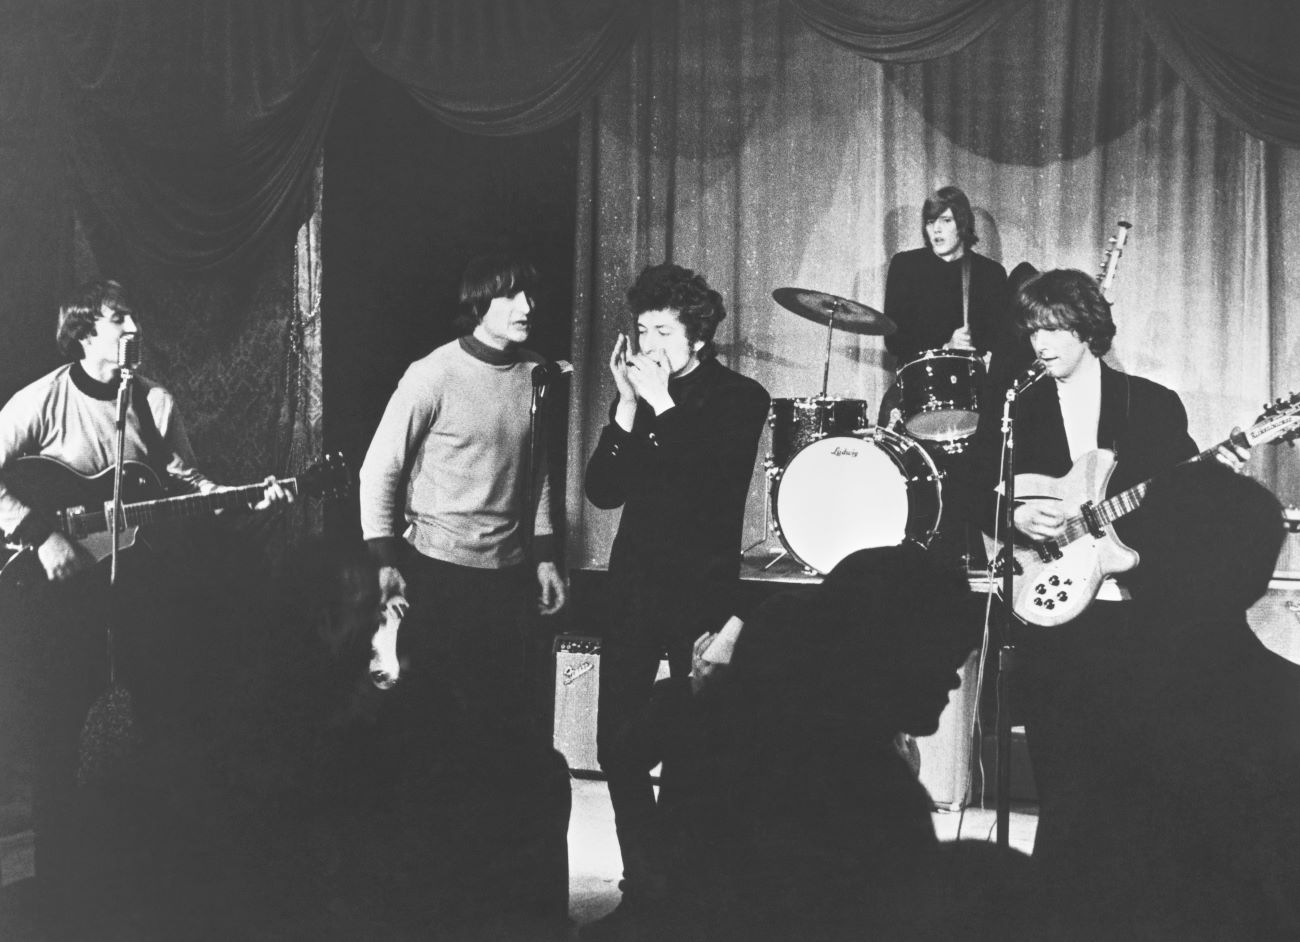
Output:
top-left (552, 635), bottom-right (670, 775)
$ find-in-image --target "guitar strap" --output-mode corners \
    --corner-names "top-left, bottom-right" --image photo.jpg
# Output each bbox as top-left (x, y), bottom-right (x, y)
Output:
top-left (129, 382), bottom-right (171, 486)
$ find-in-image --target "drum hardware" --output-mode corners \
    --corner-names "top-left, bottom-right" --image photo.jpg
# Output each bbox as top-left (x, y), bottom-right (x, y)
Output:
top-left (771, 287), bottom-right (895, 400)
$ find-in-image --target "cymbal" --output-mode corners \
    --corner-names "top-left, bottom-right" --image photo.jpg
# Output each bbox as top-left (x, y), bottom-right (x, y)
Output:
top-left (771, 287), bottom-right (895, 335)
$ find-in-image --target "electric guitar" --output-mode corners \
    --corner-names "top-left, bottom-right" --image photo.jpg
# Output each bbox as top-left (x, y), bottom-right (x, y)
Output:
top-left (985, 393), bottom-right (1300, 627)
top-left (0, 452), bottom-right (350, 590)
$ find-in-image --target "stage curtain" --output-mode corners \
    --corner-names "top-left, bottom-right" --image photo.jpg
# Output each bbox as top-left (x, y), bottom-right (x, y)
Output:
top-left (566, 0), bottom-right (1300, 573)
top-left (37, 0), bottom-right (350, 273)
top-left (349, 0), bottom-right (639, 136)
top-left (789, 0), bottom-right (1300, 146)
top-left (1127, 0), bottom-right (1300, 148)
top-left (786, 0), bottom-right (1033, 62)
top-left (30, 0), bottom-right (636, 273)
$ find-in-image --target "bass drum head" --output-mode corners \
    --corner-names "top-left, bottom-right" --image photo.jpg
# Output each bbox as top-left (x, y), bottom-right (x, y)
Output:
top-left (771, 430), bottom-right (942, 575)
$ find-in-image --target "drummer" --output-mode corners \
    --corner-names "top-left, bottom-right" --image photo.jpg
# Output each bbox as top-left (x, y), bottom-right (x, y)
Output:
top-left (881, 185), bottom-right (1011, 571)
top-left (882, 185), bottom-right (1011, 368)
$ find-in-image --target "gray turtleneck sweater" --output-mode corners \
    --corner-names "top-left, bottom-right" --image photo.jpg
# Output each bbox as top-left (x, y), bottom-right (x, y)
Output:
top-left (359, 335), bottom-right (556, 570)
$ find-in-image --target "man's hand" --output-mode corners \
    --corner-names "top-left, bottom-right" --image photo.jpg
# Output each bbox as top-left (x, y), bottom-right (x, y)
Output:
top-left (1013, 502), bottom-right (1066, 542)
top-left (610, 334), bottom-right (639, 432)
top-left (689, 631), bottom-right (719, 696)
top-left (1212, 429), bottom-right (1251, 472)
top-left (37, 531), bottom-right (94, 582)
top-left (610, 334), bottom-right (637, 401)
top-left (250, 476), bottom-right (294, 511)
top-left (536, 561), bottom-right (566, 616)
top-left (377, 565), bottom-right (408, 617)
top-left (626, 350), bottom-right (673, 414)
top-left (947, 325), bottom-right (974, 350)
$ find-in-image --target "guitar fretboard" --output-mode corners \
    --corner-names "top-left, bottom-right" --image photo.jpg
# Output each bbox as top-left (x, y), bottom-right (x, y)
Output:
top-left (1052, 423), bottom-right (1266, 550)
top-left (66, 479), bottom-right (300, 538)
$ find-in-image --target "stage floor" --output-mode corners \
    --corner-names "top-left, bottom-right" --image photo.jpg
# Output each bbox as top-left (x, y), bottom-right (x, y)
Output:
top-left (566, 775), bottom-right (1039, 929)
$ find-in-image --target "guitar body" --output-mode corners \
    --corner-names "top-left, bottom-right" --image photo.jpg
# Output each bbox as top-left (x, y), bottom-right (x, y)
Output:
top-left (994, 450), bottom-right (1139, 627)
top-left (0, 457), bottom-right (165, 591)
top-left (2, 450), bottom-right (350, 593)
top-left (982, 392), bottom-right (1300, 628)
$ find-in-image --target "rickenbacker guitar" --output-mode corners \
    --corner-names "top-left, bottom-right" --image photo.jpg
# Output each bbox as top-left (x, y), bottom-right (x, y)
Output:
top-left (985, 392), bottom-right (1300, 628)
top-left (0, 452), bottom-right (350, 591)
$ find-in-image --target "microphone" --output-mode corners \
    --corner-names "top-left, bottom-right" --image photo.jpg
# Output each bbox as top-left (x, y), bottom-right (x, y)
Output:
top-left (117, 334), bottom-right (142, 372)
top-left (532, 360), bottom-right (573, 385)
top-left (1010, 359), bottom-right (1047, 395)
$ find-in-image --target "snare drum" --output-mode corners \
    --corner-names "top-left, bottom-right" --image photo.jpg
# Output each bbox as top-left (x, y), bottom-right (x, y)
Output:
top-left (897, 349), bottom-right (985, 442)
top-left (770, 428), bottom-right (942, 575)
top-left (768, 397), bottom-right (870, 467)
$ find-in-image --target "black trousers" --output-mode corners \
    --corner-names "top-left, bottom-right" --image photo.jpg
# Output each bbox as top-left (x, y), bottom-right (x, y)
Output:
top-left (383, 553), bottom-right (571, 937)
top-left (595, 567), bottom-right (710, 898)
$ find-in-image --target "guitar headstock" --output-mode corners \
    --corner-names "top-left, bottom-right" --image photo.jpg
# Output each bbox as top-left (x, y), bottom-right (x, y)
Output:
top-left (1097, 220), bottom-right (1132, 299)
top-left (297, 452), bottom-right (352, 501)
top-left (1250, 391), bottom-right (1300, 448)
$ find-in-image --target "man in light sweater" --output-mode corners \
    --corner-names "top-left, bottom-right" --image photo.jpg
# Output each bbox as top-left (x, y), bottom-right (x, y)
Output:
top-left (358, 254), bottom-right (570, 936)
top-left (0, 278), bottom-right (291, 939)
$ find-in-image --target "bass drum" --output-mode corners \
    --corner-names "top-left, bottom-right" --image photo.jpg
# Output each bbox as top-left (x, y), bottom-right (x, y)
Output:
top-left (771, 429), bottom-right (942, 575)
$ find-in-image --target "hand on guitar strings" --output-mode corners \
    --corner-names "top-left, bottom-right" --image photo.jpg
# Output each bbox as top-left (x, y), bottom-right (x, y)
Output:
top-left (1013, 502), bottom-right (1067, 542)
top-left (250, 475), bottom-right (294, 510)
top-left (37, 531), bottom-right (96, 582)
top-left (1212, 431), bottom-right (1251, 473)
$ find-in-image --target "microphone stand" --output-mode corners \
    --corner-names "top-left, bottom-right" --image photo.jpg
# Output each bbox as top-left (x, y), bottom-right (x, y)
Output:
top-left (526, 377), bottom-right (543, 555)
top-left (107, 360), bottom-right (136, 686)
top-left (994, 369), bottom-right (1039, 846)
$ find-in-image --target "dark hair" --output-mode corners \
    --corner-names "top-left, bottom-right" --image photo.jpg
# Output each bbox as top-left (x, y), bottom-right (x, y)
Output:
top-left (1013, 268), bottom-right (1116, 356)
top-left (922, 185), bottom-right (978, 249)
top-left (626, 262), bottom-right (726, 361)
top-left (455, 254), bottom-right (540, 335)
top-left (56, 279), bottom-right (135, 361)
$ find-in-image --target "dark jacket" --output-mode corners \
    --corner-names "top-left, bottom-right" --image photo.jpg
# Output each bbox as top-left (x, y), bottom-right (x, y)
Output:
top-left (584, 357), bottom-right (770, 635)
top-left (971, 359), bottom-right (1198, 571)
top-left (883, 247), bottom-right (1010, 366)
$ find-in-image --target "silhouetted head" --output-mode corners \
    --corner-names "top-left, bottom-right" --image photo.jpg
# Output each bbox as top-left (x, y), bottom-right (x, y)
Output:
top-left (1137, 461), bottom-right (1283, 617)
top-left (735, 543), bottom-right (980, 741)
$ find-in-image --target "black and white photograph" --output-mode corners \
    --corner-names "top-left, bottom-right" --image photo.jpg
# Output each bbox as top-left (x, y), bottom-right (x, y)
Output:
top-left (1, 2), bottom-right (1298, 940)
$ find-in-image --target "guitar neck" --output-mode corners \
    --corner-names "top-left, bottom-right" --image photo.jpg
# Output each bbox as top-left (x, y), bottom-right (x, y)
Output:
top-left (67, 478), bottom-right (299, 538)
top-left (1068, 427), bottom-right (1260, 542)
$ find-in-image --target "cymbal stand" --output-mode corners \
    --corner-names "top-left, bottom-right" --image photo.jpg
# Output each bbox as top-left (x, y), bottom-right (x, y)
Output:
top-left (820, 301), bottom-right (840, 399)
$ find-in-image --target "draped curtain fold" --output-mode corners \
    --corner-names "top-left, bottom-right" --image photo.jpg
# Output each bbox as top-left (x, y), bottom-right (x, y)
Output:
top-left (16, 0), bottom-right (1299, 276)
top-left (786, 0), bottom-right (1034, 62)
top-left (39, 0), bottom-right (351, 272)
top-left (349, 0), bottom-right (640, 136)
top-left (1125, 0), bottom-right (1300, 148)
top-left (29, 0), bottom-right (638, 274)
top-left (566, 0), bottom-right (1300, 573)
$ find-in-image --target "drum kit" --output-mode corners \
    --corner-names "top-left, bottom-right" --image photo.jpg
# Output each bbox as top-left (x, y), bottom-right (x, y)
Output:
top-left (764, 287), bottom-right (986, 575)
